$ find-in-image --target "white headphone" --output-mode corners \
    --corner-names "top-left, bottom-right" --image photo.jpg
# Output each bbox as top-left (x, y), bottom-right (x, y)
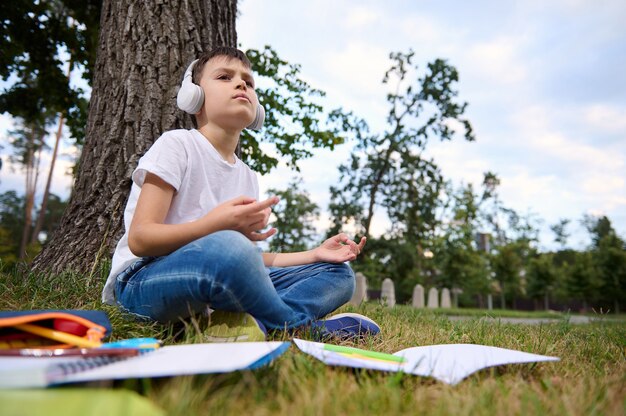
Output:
top-left (176, 59), bottom-right (265, 130)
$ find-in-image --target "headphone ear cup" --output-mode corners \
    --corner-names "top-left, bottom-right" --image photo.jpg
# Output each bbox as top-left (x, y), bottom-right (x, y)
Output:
top-left (177, 82), bottom-right (204, 114)
top-left (247, 104), bottom-right (265, 130)
top-left (177, 59), bottom-right (204, 114)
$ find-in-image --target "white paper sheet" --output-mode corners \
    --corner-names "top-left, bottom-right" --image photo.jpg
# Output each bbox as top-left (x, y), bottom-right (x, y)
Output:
top-left (293, 339), bottom-right (559, 385)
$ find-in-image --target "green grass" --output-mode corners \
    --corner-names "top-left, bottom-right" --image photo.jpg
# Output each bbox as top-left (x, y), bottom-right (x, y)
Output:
top-left (419, 307), bottom-right (626, 321)
top-left (1, 267), bottom-right (625, 415)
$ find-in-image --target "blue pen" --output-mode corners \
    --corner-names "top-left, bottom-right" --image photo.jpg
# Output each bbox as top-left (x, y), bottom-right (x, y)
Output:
top-left (100, 337), bottom-right (161, 351)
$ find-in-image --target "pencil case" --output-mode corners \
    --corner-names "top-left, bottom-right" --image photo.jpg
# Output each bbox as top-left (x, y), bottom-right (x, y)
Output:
top-left (0, 310), bottom-right (112, 349)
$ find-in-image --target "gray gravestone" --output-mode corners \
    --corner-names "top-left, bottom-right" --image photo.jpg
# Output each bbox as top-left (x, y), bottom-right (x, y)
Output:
top-left (427, 287), bottom-right (439, 308)
top-left (349, 272), bottom-right (368, 305)
top-left (381, 278), bottom-right (396, 307)
top-left (412, 284), bottom-right (425, 308)
top-left (441, 288), bottom-right (452, 308)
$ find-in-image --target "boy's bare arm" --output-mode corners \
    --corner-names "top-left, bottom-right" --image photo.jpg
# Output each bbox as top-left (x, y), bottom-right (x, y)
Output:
top-left (263, 234), bottom-right (366, 267)
top-left (129, 173), bottom-right (277, 257)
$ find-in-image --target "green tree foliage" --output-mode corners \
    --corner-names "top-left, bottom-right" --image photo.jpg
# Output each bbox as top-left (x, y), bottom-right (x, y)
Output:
top-left (326, 51), bottom-right (476, 301)
top-left (595, 232), bottom-right (626, 314)
top-left (550, 218), bottom-right (571, 248)
top-left (583, 214), bottom-right (614, 248)
top-left (564, 251), bottom-right (600, 310)
top-left (0, 190), bottom-right (67, 267)
top-left (266, 179), bottom-right (319, 252)
top-left (582, 215), bottom-right (626, 313)
top-left (242, 47), bottom-right (347, 174)
top-left (491, 243), bottom-right (525, 309)
top-left (0, 0), bottom-right (100, 142)
top-left (435, 183), bottom-right (489, 303)
top-left (328, 51), bottom-right (475, 245)
top-left (526, 253), bottom-right (558, 310)
top-left (0, 191), bottom-right (24, 247)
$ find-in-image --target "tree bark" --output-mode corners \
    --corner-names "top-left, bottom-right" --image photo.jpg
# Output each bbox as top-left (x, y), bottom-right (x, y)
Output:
top-left (32, 0), bottom-right (238, 275)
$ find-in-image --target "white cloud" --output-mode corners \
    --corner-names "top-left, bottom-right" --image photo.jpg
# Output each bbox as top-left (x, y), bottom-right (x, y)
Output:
top-left (499, 170), bottom-right (559, 207)
top-left (529, 131), bottom-right (623, 171)
top-left (583, 104), bottom-right (626, 134)
top-left (581, 174), bottom-right (624, 195)
top-left (399, 14), bottom-right (447, 46)
top-left (321, 42), bottom-right (391, 99)
top-left (345, 6), bottom-right (379, 28)
top-left (464, 36), bottom-right (529, 86)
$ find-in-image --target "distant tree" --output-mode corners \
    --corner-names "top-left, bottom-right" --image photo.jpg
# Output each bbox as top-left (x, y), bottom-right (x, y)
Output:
top-left (328, 51), bottom-right (475, 246)
top-left (480, 171), bottom-right (506, 245)
top-left (1, 0), bottom-right (99, 263)
top-left (582, 215), bottom-right (614, 248)
top-left (266, 179), bottom-right (320, 252)
top-left (565, 251), bottom-right (600, 310)
top-left (595, 232), bottom-right (626, 314)
top-left (6, 120), bottom-right (49, 259)
top-left (435, 183), bottom-right (489, 301)
top-left (0, 0), bottom-right (99, 143)
top-left (491, 243), bottom-right (523, 309)
top-left (0, 190), bottom-right (67, 267)
top-left (0, 191), bottom-right (25, 265)
top-left (550, 218), bottom-right (571, 249)
top-left (526, 253), bottom-right (558, 310)
top-left (581, 215), bottom-right (626, 313)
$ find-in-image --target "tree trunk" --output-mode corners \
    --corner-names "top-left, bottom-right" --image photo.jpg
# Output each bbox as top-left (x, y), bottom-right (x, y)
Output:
top-left (32, 0), bottom-right (238, 275)
top-left (31, 62), bottom-right (73, 246)
top-left (31, 114), bottom-right (64, 245)
top-left (20, 128), bottom-right (42, 259)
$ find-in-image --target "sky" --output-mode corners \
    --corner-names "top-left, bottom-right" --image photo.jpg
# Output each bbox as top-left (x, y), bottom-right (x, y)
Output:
top-left (0, 0), bottom-right (625, 251)
top-left (236, 0), bottom-right (626, 250)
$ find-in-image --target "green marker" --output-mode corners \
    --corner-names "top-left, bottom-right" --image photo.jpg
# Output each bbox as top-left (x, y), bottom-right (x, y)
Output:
top-left (323, 344), bottom-right (407, 363)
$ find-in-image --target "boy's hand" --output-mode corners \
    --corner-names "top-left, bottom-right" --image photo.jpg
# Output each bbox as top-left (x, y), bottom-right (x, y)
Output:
top-left (313, 233), bottom-right (367, 263)
top-left (208, 195), bottom-right (278, 241)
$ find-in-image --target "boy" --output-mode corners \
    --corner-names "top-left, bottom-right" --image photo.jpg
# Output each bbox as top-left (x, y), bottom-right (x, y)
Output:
top-left (102, 47), bottom-right (379, 341)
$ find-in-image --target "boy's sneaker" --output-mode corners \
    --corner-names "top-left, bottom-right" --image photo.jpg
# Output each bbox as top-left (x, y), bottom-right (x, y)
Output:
top-left (204, 310), bottom-right (267, 342)
top-left (312, 313), bottom-right (380, 340)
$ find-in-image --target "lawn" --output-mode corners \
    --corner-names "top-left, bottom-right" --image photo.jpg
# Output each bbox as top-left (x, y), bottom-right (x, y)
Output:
top-left (1, 266), bottom-right (625, 415)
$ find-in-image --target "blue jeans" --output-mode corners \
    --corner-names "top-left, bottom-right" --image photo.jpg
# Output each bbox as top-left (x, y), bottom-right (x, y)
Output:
top-left (114, 230), bottom-right (355, 329)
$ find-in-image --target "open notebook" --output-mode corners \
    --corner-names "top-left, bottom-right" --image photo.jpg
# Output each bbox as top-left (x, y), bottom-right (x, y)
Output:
top-left (0, 342), bottom-right (290, 389)
top-left (293, 339), bottom-right (559, 385)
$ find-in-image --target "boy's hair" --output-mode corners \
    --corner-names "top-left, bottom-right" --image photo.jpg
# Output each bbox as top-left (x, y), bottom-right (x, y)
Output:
top-left (191, 47), bottom-right (252, 85)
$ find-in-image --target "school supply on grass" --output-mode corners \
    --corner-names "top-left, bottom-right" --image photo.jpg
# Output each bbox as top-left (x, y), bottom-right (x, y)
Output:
top-left (294, 338), bottom-right (559, 385)
top-left (0, 310), bottom-right (112, 350)
top-left (0, 341), bottom-right (290, 389)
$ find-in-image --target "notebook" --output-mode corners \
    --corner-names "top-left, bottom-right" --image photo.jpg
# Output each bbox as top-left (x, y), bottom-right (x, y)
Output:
top-left (0, 342), bottom-right (290, 389)
top-left (293, 339), bottom-right (559, 385)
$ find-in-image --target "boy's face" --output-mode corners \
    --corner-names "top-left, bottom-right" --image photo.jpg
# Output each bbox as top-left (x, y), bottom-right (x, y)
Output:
top-left (196, 56), bottom-right (258, 130)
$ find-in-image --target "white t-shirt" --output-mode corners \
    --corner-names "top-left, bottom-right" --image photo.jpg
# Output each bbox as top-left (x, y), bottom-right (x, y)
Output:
top-left (102, 129), bottom-right (259, 304)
